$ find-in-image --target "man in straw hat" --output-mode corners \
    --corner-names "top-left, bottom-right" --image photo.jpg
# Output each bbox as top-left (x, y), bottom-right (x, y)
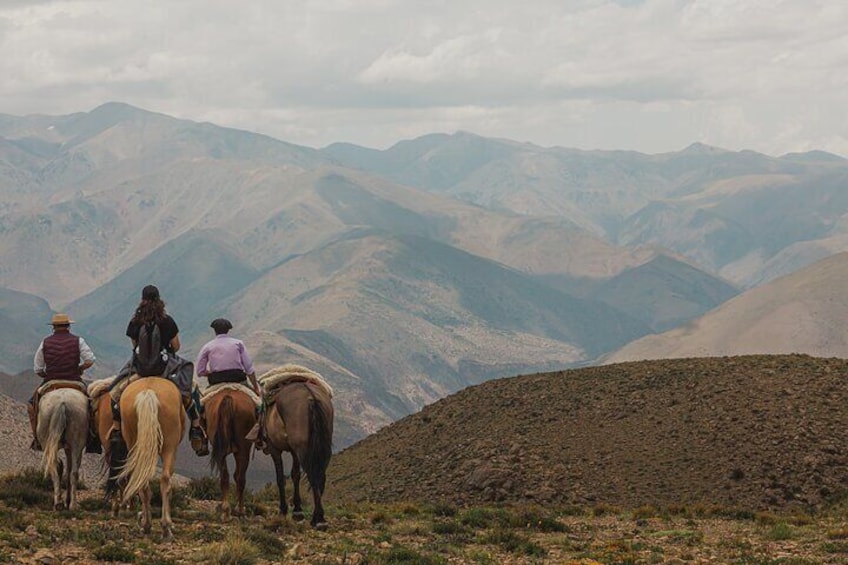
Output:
top-left (29, 313), bottom-right (97, 451)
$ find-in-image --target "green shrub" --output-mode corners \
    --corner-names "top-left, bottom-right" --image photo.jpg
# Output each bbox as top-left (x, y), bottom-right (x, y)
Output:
top-left (184, 476), bottom-right (222, 500)
top-left (0, 468), bottom-right (52, 508)
top-left (479, 528), bottom-right (546, 557)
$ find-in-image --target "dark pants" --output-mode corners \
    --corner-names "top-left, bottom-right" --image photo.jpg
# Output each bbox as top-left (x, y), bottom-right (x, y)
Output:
top-left (207, 369), bottom-right (247, 385)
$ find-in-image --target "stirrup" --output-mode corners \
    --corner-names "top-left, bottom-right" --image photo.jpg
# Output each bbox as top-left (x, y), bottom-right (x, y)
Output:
top-left (189, 426), bottom-right (209, 456)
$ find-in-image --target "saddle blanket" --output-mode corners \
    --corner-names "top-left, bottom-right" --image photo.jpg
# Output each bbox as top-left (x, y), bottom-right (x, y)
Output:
top-left (258, 364), bottom-right (334, 401)
top-left (87, 377), bottom-right (116, 400)
top-left (200, 382), bottom-right (261, 407)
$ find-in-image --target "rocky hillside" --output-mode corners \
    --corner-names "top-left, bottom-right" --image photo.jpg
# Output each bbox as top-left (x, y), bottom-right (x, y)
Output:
top-left (327, 355), bottom-right (848, 511)
top-left (0, 394), bottom-right (102, 483)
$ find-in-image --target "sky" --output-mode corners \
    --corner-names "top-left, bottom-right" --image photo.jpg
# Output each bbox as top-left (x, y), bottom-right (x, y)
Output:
top-left (1, 0), bottom-right (847, 156)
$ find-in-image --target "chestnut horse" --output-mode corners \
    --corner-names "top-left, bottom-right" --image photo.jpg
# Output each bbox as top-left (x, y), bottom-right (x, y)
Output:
top-left (260, 365), bottom-right (334, 529)
top-left (38, 386), bottom-right (89, 511)
top-left (89, 378), bottom-right (124, 515)
top-left (117, 377), bottom-right (184, 541)
top-left (204, 387), bottom-right (257, 518)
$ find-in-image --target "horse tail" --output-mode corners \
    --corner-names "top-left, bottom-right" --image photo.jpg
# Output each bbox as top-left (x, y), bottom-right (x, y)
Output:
top-left (211, 395), bottom-right (235, 474)
top-left (41, 402), bottom-right (66, 479)
top-left (118, 390), bottom-right (162, 502)
top-left (303, 396), bottom-right (332, 494)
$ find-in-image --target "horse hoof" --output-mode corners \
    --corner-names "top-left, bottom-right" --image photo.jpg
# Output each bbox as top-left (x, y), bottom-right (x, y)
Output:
top-left (292, 511), bottom-right (305, 522)
top-left (54, 502), bottom-right (65, 511)
top-left (313, 521), bottom-right (328, 531)
top-left (162, 530), bottom-right (174, 543)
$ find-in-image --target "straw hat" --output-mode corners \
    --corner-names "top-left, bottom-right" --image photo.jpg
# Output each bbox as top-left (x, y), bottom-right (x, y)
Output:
top-left (49, 313), bottom-right (74, 326)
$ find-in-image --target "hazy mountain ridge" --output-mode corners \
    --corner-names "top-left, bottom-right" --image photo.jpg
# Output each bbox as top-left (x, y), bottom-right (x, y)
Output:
top-left (1, 102), bottom-right (843, 448)
top-left (328, 134), bottom-right (848, 287)
top-left (605, 252), bottom-right (848, 363)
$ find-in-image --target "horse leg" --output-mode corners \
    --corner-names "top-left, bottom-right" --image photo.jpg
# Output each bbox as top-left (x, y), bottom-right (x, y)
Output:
top-left (234, 448), bottom-right (249, 517)
top-left (310, 473), bottom-right (327, 530)
top-left (271, 451), bottom-right (288, 516)
top-left (139, 484), bottom-right (152, 535)
top-left (50, 456), bottom-right (63, 510)
top-left (290, 452), bottom-right (304, 521)
top-left (66, 445), bottom-right (78, 511)
top-left (160, 449), bottom-right (175, 542)
top-left (219, 456), bottom-right (231, 520)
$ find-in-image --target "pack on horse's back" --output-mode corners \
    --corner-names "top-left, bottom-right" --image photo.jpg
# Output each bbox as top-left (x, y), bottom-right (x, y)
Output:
top-left (135, 323), bottom-right (165, 376)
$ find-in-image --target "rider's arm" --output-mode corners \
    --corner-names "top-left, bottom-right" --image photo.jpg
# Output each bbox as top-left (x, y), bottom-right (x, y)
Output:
top-left (247, 372), bottom-right (260, 395)
top-left (170, 335), bottom-right (181, 353)
top-left (78, 337), bottom-right (95, 373)
top-left (33, 341), bottom-right (47, 378)
top-left (195, 344), bottom-right (210, 377)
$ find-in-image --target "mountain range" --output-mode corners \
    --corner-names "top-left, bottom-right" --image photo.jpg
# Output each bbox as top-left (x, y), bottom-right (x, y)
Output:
top-left (2, 102), bottom-right (847, 447)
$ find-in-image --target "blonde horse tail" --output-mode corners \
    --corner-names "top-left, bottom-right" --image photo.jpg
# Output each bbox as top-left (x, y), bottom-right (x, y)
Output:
top-left (41, 402), bottom-right (66, 479)
top-left (119, 390), bottom-right (163, 502)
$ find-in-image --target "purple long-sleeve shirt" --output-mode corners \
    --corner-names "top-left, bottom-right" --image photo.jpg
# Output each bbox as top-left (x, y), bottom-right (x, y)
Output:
top-left (195, 335), bottom-right (255, 377)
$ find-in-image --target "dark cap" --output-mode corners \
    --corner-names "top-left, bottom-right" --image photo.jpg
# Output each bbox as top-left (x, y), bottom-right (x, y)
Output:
top-left (210, 318), bottom-right (233, 334)
top-left (142, 285), bottom-right (160, 300)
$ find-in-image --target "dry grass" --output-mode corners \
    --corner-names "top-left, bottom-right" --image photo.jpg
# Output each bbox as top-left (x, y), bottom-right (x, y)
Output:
top-left (3, 470), bottom-right (848, 564)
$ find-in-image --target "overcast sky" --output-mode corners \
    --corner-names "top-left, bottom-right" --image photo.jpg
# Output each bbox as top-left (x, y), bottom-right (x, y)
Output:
top-left (2, 0), bottom-right (847, 156)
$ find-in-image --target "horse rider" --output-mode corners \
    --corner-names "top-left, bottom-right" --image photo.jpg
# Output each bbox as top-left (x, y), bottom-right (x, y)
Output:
top-left (30, 313), bottom-right (100, 453)
top-left (195, 318), bottom-right (263, 446)
top-left (109, 285), bottom-right (208, 456)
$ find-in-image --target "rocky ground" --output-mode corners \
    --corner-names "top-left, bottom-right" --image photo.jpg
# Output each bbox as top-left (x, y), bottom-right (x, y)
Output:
top-left (326, 355), bottom-right (848, 511)
top-left (4, 471), bottom-right (848, 564)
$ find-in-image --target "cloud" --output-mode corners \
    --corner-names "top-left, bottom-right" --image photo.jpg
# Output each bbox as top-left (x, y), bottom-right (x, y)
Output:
top-left (0, 0), bottom-right (846, 155)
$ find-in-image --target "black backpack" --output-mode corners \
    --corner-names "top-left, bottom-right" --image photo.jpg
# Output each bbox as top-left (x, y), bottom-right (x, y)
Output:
top-left (135, 322), bottom-right (166, 377)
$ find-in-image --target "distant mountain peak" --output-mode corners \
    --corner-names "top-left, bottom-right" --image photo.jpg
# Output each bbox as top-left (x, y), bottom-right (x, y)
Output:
top-left (679, 142), bottom-right (729, 155)
top-left (779, 149), bottom-right (846, 162)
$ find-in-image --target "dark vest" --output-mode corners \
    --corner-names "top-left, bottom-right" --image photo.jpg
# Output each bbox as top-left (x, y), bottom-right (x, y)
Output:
top-left (43, 332), bottom-right (81, 381)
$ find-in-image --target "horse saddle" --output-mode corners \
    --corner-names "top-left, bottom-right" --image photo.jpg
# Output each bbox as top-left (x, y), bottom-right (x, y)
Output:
top-left (37, 379), bottom-right (88, 398)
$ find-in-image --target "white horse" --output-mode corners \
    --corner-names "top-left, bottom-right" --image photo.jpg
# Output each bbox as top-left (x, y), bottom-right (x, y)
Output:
top-left (38, 387), bottom-right (89, 511)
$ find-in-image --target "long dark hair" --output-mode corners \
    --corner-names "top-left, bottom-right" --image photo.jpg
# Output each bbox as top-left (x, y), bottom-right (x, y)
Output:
top-left (132, 298), bottom-right (167, 325)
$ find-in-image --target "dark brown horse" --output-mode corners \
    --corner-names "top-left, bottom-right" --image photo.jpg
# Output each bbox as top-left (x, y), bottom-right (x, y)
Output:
top-left (204, 387), bottom-right (257, 518)
top-left (260, 365), bottom-right (334, 529)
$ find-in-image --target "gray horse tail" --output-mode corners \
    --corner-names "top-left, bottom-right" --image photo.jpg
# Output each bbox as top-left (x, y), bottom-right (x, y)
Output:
top-left (41, 402), bottom-right (66, 479)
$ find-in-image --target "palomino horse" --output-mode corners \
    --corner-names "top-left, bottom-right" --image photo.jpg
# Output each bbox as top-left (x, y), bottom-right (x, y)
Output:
top-left (203, 385), bottom-right (258, 518)
top-left (260, 365), bottom-right (334, 529)
top-left (37, 386), bottom-right (89, 511)
top-left (117, 377), bottom-right (184, 541)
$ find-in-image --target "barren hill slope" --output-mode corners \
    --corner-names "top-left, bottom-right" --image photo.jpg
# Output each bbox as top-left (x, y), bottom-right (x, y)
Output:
top-left (605, 251), bottom-right (848, 363)
top-left (327, 355), bottom-right (848, 511)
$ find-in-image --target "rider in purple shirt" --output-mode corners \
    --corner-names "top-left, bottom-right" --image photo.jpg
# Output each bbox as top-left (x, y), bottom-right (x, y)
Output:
top-left (195, 319), bottom-right (260, 394)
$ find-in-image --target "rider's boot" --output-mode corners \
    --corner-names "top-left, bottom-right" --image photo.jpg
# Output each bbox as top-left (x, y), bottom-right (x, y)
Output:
top-left (184, 394), bottom-right (209, 456)
top-left (245, 404), bottom-right (267, 451)
top-left (84, 404), bottom-right (102, 454)
top-left (109, 399), bottom-right (124, 451)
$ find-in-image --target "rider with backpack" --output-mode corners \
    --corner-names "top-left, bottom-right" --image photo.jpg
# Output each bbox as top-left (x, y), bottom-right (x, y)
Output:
top-left (109, 285), bottom-right (208, 456)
